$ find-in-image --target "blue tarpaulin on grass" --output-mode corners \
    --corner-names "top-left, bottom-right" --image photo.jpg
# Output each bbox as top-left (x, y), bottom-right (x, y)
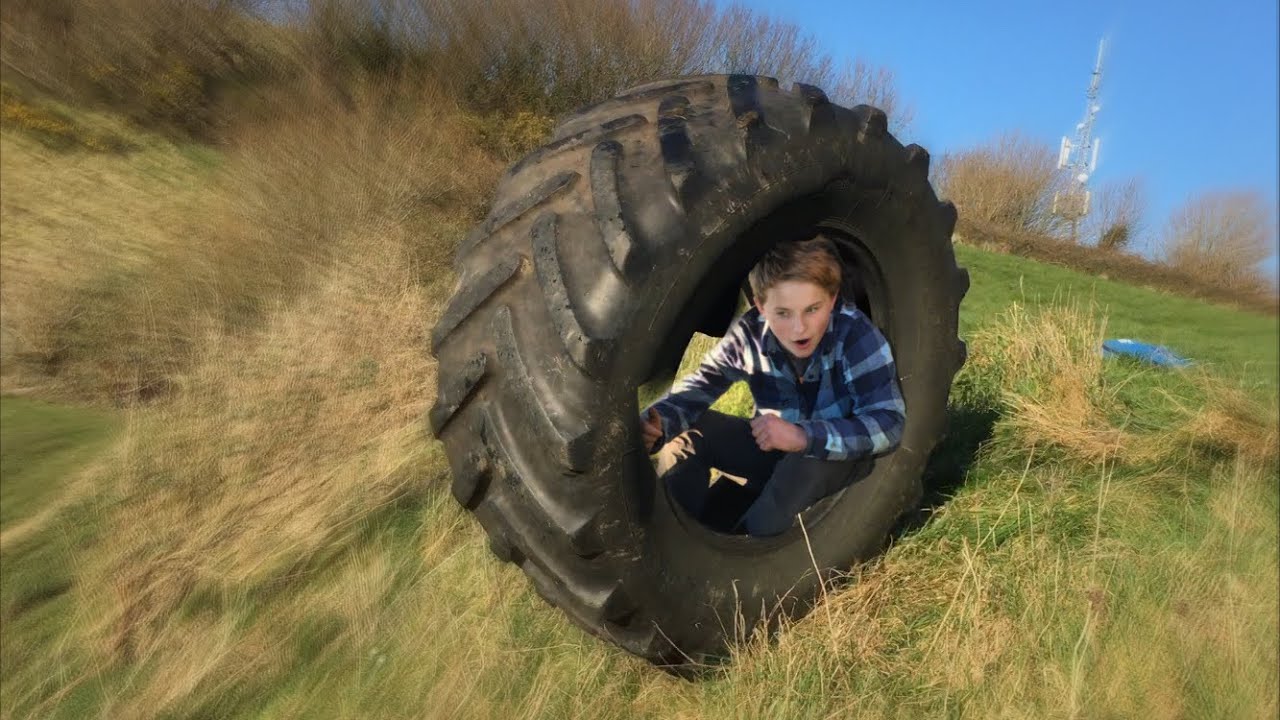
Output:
top-left (1102, 338), bottom-right (1192, 368)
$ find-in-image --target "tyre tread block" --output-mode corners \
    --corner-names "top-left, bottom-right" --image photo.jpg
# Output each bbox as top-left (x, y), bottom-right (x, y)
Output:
top-left (431, 254), bottom-right (520, 352)
top-left (590, 140), bottom-right (640, 277)
top-left (491, 306), bottom-right (593, 471)
top-left (514, 115), bottom-right (647, 175)
top-left (939, 200), bottom-right (959, 236)
top-left (727, 75), bottom-right (787, 151)
top-left (792, 82), bottom-right (830, 107)
top-left (428, 353), bottom-right (488, 436)
top-left (954, 266), bottom-right (971, 301)
top-left (657, 95), bottom-right (696, 196)
top-left (480, 404), bottom-right (605, 557)
top-left (615, 78), bottom-right (716, 103)
top-left (489, 491), bottom-right (623, 624)
top-left (905, 144), bottom-right (930, 176)
top-left (450, 450), bottom-right (491, 509)
top-left (532, 212), bottom-right (611, 375)
top-left (855, 104), bottom-right (889, 140)
top-left (457, 171), bottom-right (580, 262)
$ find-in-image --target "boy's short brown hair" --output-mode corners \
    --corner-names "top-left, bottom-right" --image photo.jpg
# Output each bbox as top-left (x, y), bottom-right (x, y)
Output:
top-left (748, 235), bottom-right (843, 303)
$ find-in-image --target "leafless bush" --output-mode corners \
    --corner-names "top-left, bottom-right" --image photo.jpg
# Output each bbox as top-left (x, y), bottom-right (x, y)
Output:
top-left (3, 0), bottom-right (907, 136)
top-left (958, 218), bottom-right (1277, 315)
top-left (1088, 177), bottom-right (1147, 252)
top-left (1, 0), bottom-right (279, 136)
top-left (1163, 190), bottom-right (1277, 291)
top-left (933, 132), bottom-right (1069, 236)
top-left (284, 0), bottom-right (907, 121)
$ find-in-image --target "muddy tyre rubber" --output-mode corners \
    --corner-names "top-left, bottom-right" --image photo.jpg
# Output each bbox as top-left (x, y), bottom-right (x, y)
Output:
top-left (429, 75), bottom-right (968, 665)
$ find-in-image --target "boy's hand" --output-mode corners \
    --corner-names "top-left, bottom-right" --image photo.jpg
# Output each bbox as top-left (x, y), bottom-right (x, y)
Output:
top-left (641, 408), bottom-right (663, 453)
top-left (750, 415), bottom-right (808, 453)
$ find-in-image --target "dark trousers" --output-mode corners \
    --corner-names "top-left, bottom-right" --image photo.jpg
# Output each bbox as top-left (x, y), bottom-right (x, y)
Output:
top-left (657, 410), bottom-right (870, 536)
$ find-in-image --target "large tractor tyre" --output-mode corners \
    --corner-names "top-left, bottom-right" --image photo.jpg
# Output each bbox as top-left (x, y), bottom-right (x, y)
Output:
top-left (429, 74), bottom-right (968, 665)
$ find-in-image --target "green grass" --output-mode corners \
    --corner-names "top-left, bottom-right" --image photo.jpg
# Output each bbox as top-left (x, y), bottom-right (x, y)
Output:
top-left (2, 125), bottom-right (1277, 717)
top-left (6, 245), bottom-right (1279, 718)
top-left (0, 396), bottom-right (117, 719)
top-left (0, 396), bottom-right (116, 528)
top-left (956, 244), bottom-right (1279, 396)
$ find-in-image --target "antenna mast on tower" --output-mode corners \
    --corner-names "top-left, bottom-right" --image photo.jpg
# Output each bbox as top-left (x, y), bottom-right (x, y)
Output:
top-left (1053, 38), bottom-right (1106, 243)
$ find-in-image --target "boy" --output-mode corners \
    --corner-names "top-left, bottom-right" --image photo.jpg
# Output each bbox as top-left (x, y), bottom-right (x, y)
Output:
top-left (640, 235), bottom-right (906, 537)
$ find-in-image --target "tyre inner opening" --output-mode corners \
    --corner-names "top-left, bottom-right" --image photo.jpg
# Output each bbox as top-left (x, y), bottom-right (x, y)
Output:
top-left (636, 228), bottom-right (886, 537)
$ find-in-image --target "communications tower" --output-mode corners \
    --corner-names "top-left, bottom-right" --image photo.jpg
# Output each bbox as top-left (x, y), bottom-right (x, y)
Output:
top-left (1053, 39), bottom-right (1106, 243)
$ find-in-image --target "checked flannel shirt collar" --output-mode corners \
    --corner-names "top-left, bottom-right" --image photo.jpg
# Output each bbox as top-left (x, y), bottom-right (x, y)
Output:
top-left (646, 299), bottom-right (907, 462)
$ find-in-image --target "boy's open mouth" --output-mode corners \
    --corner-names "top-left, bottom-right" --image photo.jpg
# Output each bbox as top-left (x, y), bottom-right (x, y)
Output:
top-left (793, 338), bottom-right (812, 350)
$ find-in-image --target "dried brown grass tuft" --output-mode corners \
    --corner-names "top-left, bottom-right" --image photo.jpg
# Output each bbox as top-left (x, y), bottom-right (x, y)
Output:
top-left (965, 300), bottom-right (1151, 464)
top-left (1167, 373), bottom-right (1279, 466)
top-left (965, 300), bottom-right (1278, 469)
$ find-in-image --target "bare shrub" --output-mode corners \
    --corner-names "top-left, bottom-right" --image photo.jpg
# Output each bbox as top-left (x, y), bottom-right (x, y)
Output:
top-left (4, 0), bottom-right (908, 137)
top-left (934, 132), bottom-right (1069, 237)
top-left (957, 218), bottom-right (1277, 315)
top-left (1163, 190), bottom-right (1278, 291)
top-left (1089, 177), bottom-right (1146, 252)
top-left (292, 0), bottom-right (907, 122)
top-left (1, 0), bottom-right (280, 137)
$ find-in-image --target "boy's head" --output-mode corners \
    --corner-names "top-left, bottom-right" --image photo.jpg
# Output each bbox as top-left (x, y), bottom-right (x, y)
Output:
top-left (749, 235), bottom-right (843, 359)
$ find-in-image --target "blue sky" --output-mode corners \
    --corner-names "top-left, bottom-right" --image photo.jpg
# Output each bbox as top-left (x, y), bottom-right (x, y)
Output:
top-left (733, 0), bottom-right (1279, 270)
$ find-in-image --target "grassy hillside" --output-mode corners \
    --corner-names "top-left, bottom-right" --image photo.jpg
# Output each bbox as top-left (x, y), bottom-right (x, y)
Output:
top-left (955, 244), bottom-right (1279, 397)
top-left (1, 91), bottom-right (1277, 720)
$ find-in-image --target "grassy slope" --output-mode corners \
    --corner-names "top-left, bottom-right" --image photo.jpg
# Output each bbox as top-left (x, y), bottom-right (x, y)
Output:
top-left (1, 112), bottom-right (1277, 719)
top-left (0, 397), bottom-right (116, 527)
top-left (956, 245), bottom-right (1279, 396)
top-left (0, 397), bottom-right (118, 717)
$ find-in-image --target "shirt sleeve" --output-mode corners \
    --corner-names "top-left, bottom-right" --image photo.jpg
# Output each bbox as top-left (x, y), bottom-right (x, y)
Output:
top-left (641, 322), bottom-right (748, 444)
top-left (793, 317), bottom-right (906, 461)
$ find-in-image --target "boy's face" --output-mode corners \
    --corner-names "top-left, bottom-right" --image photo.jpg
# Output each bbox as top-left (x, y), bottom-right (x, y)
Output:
top-left (754, 280), bottom-right (837, 359)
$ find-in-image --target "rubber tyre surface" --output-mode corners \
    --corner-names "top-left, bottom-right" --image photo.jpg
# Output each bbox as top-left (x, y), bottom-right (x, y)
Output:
top-left (428, 74), bottom-right (968, 665)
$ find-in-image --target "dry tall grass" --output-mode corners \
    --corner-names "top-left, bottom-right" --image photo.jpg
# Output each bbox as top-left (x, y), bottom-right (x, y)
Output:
top-left (0, 79), bottom-right (499, 718)
top-left (0, 118), bottom-right (214, 400)
top-left (962, 299), bottom-right (1278, 469)
top-left (65, 77), bottom-right (498, 655)
top-left (963, 300), bottom-right (1144, 465)
top-left (3, 4), bottom-right (1275, 717)
top-left (0, 77), bottom-right (494, 405)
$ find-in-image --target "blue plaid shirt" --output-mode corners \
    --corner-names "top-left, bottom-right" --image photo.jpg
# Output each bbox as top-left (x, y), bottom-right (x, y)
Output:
top-left (645, 301), bottom-right (906, 461)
